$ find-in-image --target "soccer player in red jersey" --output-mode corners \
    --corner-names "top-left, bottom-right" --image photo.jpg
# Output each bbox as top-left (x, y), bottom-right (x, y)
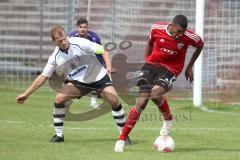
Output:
top-left (114, 15), bottom-right (204, 152)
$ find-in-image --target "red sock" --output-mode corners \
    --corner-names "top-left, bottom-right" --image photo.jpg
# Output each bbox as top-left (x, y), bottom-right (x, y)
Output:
top-left (119, 107), bottom-right (140, 141)
top-left (157, 97), bottom-right (172, 121)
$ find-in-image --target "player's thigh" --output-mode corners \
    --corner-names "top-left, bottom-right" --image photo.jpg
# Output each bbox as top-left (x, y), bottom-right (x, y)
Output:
top-left (137, 63), bottom-right (156, 92)
top-left (102, 86), bottom-right (120, 107)
top-left (153, 69), bottom-right (176, 94)
top-left (55, 83), bottom-right (85, 103)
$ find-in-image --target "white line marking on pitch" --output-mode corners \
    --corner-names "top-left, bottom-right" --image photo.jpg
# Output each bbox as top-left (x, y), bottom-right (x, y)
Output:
top-left (0, 120), bottom-right (31, 124)
top-left (200, 106), bottom-right (240, 115)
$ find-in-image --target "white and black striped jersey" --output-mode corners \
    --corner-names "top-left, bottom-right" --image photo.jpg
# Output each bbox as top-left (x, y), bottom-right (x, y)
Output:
top-left (42, 37), bottom-right (106, 83)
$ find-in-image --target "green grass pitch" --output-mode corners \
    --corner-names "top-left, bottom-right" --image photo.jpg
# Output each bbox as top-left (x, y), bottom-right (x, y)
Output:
top-left (0, 84), bottom-right (240, 160)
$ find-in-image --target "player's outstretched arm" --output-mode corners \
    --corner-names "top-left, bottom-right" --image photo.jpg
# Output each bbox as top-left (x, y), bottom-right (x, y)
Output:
top-left (102, 50), bottom-right (112, 74)
top-left (185, 42), bottom-right (204, 83)
top-left (15, 75), bottom-right (48, 104)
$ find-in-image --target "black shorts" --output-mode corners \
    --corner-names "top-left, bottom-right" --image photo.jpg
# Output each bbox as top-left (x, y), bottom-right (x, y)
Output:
top-left (137, 63), bottom-right (176, 92)
top-left (66, 74), bottom-right (112, 95)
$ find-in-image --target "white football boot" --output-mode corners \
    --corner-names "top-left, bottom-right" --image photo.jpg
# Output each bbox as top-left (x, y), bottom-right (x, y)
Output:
top-left (160, 120), bottom-right (173, 136)
top-left (114, 140), bottom-right (125, 152)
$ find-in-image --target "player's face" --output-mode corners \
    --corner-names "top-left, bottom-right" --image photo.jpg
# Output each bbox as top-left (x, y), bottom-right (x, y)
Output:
top-left (53, 32), bottom-right (69, 50)
top-left (169, 24), bottom-right (186, 39)
top-left (77, 23), bottom-right (88, 37)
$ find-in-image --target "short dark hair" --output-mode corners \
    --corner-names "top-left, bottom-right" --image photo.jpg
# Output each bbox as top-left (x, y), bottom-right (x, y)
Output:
top-left (172, 15), bottom-right (188, 29)
top-left (76, 18), bottom-right (88, 26)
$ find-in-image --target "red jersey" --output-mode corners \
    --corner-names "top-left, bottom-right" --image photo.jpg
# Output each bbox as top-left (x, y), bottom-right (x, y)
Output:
top-left (145, 22), bottom-right (203, 76)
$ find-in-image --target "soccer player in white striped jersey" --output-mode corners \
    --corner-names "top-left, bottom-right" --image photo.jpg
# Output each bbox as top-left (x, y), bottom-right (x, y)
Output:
top-left (69, 18), bottom-right (105, 109)
top-left (15, 25), bottom-right (131, 144)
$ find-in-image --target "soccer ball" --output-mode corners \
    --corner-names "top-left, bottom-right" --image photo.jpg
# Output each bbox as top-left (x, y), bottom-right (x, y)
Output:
top-left (153, 135), bottom-right (174, 152)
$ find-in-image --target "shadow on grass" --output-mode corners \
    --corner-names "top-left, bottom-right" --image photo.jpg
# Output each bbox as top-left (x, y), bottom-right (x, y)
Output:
top-left (64, 138), bottom-right (148, 145)
top-left (65, 138), bottom-right (114, 143)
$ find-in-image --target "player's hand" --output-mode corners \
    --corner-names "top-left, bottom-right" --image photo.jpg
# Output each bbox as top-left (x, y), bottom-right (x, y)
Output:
top-left (106, 67), bottom-right (112, 75)
top-left (111, 67), bottom-right (117, 74)
top-left (185, 66), bottom-right (194, 83)
top-left (15, 94), bottom-right (28, 104)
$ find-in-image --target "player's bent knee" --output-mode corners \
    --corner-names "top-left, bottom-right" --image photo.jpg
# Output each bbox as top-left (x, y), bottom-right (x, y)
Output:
top-left (150, 86), bottom-right (164, 100)
top-left (55, 94), bottom-right (69, 104)
top-left (151, 85), bottom-right (165, 94)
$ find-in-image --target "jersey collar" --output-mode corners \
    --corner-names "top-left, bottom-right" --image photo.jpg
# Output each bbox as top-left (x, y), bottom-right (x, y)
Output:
top-left (59, 48), bottom-right (69, 54)
top-left (166, 23), bottom-right (172, 37)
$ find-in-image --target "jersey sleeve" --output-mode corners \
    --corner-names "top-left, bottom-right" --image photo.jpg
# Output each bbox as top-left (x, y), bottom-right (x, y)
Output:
top-left (41, 49), bottom-right (57, 77)
top-left (88, 31), bottom-right (102, 45)
top-left (80, 38), bottom-right (104, 55)
top-left (94, 34), bottom-right (101, 45)
top-left (185, 30), bottom-right (203, 48)
top-left (96, 36), bottom-right (102, 45)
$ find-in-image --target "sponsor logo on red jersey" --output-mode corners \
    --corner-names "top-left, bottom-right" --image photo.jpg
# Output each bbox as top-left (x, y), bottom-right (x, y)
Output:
top-left (160, 47), bottom-right (177, 55)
